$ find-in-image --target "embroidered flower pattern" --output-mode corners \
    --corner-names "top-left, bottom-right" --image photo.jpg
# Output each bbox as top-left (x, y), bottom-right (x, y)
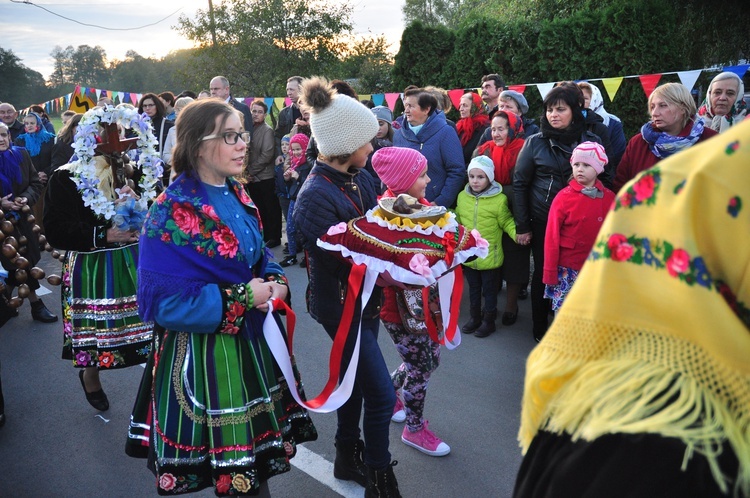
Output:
top-left (673, 179), bottom-right (686, 195)
top-left (727, 196), bottom-right (742, 218)
top-left (144, 180), bottom-right (253, 262)
top-left (591, 232), bottom-right (712, 289)
top-left (614, 168), bottom-right (661, 210)
top-left (157, 472), bottom-right (201, 493)
top-left (73, 349), bottom-right (125, 368)
top-left (218, 284), bottom-right (248, 335)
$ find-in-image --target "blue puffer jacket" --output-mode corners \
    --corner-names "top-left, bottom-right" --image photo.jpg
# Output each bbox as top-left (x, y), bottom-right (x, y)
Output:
top-left (393, 110), bottom-right (465, 208)
top-left (293, 161), bottom-right (382, 325)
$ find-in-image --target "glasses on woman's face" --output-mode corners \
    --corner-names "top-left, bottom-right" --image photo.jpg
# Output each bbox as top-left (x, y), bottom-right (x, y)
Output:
top-left (201, 131), bottom-right (250, 145)
top-left (142, 103), bottom-right (156, 109)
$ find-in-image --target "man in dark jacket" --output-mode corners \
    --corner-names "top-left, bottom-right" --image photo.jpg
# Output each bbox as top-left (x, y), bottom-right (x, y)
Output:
top-left (209, 76), bottom-right (252, 132)
top-left (0, 103), bottom-right (25, 141)
top-left (274, 76), bottom-right (304, 153)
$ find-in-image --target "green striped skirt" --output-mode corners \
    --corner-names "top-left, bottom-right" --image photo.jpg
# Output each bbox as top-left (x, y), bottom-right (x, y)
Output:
top-left (61, 244), bottom-right (153, 369)
top-left (149, 319), bottom-right (317, 495)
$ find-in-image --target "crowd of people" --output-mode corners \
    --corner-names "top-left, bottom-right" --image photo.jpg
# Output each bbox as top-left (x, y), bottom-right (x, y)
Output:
top-left (0, 69), bottom-right (747, 496)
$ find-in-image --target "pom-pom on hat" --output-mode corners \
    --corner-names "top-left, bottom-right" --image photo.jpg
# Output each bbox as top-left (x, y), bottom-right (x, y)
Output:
top-left (300, 77), bottom-right (378, 157)
top-left (499, 90), bottom-right (529, 115)
top-left (467, 155), bottom-right (495, 183)
top-left (570, 141), bottom-right (608, 174)
top-left (372, 147), bottom-right (428, 195)
top-left (371, 106), bottom-right (393, 124)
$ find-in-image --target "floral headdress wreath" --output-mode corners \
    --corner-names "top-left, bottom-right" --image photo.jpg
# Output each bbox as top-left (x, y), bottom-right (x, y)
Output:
top-left (70, 105), bottom-right (163, 220)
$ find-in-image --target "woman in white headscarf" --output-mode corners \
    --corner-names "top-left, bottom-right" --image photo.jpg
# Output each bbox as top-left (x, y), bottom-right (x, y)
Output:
top-left (698, 71), bottom-right (747, 133)
top-left (578, 82), bottom-right (626, 168)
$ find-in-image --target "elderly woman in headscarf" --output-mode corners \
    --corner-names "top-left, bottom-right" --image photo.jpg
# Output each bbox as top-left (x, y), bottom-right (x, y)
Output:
top-left (456, 92), bottom-right (490, 165)
top-left (0, 122), bottom-right (57, 322)
top-left (578, 82), bottom-right (627, 168)
top-left (698, 71), bottom-right (747, 133)
top-left (15, 111), bottom-right (56, 234)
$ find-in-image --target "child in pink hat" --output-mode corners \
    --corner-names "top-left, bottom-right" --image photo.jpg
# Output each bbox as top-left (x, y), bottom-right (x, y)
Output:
top-left (543, 141), bottom-right (615, 311)
top-left (372, 146), bottom-right (451, 457)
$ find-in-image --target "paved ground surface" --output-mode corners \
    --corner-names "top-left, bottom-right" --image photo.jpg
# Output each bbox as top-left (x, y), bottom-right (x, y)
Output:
top-left (0, 246), bottom-right (537, 497)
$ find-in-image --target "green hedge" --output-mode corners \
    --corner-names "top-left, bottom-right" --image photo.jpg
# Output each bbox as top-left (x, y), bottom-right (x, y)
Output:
top-left (393, 0), bottom-right (748, 139)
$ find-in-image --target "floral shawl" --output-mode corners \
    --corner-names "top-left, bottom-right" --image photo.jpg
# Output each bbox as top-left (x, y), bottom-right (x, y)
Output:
top-left (698, 73), bottom-right (747, 133)
top-left (138, 172), bottom-right (267, 323)
top-left (519, 121), bottom-right (750, 495)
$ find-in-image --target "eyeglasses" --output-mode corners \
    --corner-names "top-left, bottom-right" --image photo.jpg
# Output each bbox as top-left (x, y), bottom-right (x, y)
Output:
top-left (201, 131), bottom-right (250, 145)
top-left (250, 110), bottom-right (265, 114)
top-left (142, 103), bottom-right (156, 108)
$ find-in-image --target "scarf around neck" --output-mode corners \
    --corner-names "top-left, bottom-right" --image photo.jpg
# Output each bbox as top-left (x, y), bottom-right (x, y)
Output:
top-left (476, 137), bottom-right (525, 186)
top-left (137, 172), bottom-right (265, 322)
top-left (540, 112), bottom-right (586, 145)
top-left (640, 118), bottom-right (704, 159)
top-left (0, 146), bottom-right (24, 197)
top-left (456, 113), bottom-right (490, 147)
top-left (519, 120), bottom-right (750, 495)
top-left (17, 113), bottom-right (54, 156)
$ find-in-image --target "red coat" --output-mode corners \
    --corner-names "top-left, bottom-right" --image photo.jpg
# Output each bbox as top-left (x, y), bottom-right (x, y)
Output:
top-left (613, 122), bottom-right (717, 192)
top-left (543, 179), bottom-right (615, 285)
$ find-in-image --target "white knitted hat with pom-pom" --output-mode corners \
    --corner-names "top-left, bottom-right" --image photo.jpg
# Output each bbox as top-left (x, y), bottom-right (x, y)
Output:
top-left (300, 77), bottom-right (378, 157)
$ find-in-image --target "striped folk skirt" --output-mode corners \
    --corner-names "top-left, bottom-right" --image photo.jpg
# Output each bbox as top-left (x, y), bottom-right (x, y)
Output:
top-left (142, 317), bottom-right (317, 495)
top-left (61, 244), bottom-right (153, 369)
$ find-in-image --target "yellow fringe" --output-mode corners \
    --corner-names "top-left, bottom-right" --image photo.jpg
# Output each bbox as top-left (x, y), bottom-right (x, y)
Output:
top-left (519, 322), bottom-right (750, 496)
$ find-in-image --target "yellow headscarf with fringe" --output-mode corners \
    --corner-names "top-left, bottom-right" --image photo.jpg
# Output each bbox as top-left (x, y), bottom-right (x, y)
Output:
top-left (519, 119), bottom-right (750, 496)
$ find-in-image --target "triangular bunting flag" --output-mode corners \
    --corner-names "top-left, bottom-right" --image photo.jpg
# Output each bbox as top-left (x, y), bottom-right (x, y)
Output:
top-left (264, 97), bottom-right (274, 112)
top-left (601, 77), bottom-right (624, 101)
top-left (360, 94), bottom-right (372, 103)
top-left (372, 94), bottom-right (384, 106)
top-left (536, 83), bottom-right (555, 100)
top-left (722, 64), bottom-right (749, 79)
top-left (508, 85), bottom-right (526, 94)
top-left (274, 97), bottom-right (286, 112)
top-left (284, 97), bottom-right (292, 107)
top-left (384, 93), bottom-right (400, 110)
top-left (639, 73), bottom-right (662, 99)
top-left (447, 89), bottom-right (464, 111)
top-left (95, 88), bottom-right (102, 100)
top-left (677, 70), bottom-right (702, 92)
top-left (243, 97), bottom-right (254, 107)
top-left (130, 93), bottom-right (139, 105)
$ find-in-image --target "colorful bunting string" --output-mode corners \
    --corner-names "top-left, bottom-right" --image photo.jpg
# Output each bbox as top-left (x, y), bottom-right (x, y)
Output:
top-left (24, 65), bottom-right (749, 118)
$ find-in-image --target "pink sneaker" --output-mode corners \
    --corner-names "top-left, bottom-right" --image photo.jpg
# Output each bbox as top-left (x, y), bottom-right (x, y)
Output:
top-left (391, 396), bottom-right (406, 423)
top-left (401, 421), bottom-right (450, 456)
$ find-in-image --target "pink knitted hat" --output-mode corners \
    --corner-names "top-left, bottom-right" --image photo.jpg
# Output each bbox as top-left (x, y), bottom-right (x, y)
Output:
top-left (570, 141), bottom-right (608, 174)
top-left (372, 147), bottom-right (428, 195)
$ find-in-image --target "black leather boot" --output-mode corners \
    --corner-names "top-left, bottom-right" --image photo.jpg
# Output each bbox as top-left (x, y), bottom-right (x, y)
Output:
top-left (365, 461), bottom-right (401, 498)
top-left (334, 438), bottom-right (367, 486)
top-left (31, 299), bottom-right (58, 323)
top-left (474, 310), bottom-right (497, 338)
top-left (461, 306), bottom-right (482, 334)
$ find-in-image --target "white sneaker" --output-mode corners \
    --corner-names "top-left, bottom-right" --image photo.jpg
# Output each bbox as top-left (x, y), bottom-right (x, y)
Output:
top-left (391, 395), bottom-right (406, 423)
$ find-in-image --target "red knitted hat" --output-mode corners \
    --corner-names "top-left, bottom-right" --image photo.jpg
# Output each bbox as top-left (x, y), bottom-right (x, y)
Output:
top-left (372, 147), bottom-right (428, 195)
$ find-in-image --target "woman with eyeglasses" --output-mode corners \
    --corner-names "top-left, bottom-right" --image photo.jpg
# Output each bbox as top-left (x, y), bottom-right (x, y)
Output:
top-left (130, 99), bottom-right (317, 496)
top-left (137, 93), bottom-right (173, 168)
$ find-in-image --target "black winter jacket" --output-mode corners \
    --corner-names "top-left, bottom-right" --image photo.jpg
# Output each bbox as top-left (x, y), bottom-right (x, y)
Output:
top-left (513, 130), bottom-right (602, 234)
top-left (293, 161), bottom-right (382, 325)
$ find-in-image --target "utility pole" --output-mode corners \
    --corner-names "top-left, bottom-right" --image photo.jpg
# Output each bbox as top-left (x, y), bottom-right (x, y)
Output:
top-left (208, 0), bottom-right (218, 48)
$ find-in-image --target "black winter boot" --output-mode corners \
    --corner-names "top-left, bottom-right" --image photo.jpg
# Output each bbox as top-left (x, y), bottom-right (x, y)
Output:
top-left (365, 461), bottom-right (401, 498)
top-left (461, 306), bottom-right (482, 334)
top-left (474, 310), bottom-right (497, 338)
top-left (334, 438), bottom-right (367, 486)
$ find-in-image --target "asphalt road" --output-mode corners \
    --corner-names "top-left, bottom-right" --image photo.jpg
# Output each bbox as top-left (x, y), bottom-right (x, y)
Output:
top-left (0, 246), bottom-right (537, 497)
